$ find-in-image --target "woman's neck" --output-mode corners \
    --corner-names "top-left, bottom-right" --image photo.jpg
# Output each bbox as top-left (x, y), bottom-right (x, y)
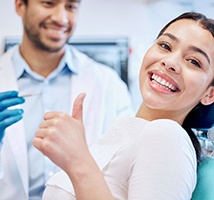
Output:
top-left (136, 103), bottom-right (185, 125)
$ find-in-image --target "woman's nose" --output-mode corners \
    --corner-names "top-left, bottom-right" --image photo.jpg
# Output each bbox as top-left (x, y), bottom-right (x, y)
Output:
top-left (161, 54), bottom-right (181, 73)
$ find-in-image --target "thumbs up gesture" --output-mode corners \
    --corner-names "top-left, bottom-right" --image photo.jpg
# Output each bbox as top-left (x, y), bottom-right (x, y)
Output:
top-left (33, 93), bottom-right (89, 172)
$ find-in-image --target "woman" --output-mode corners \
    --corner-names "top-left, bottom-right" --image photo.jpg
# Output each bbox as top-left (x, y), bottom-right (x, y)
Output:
top-left (33, 12), bottom-right (214, 200)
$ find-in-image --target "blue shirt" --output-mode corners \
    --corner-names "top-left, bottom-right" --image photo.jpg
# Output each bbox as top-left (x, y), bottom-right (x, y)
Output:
top-left (13, 46), bottom-right (77, 199)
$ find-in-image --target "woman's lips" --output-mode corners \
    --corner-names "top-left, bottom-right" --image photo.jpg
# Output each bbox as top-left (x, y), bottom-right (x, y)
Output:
top-left (149, 72), bottom-right (180, 93)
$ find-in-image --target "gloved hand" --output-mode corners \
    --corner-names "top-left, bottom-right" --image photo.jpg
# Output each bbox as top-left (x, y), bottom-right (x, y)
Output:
top-left (0, 91), bottom-right (25, 142)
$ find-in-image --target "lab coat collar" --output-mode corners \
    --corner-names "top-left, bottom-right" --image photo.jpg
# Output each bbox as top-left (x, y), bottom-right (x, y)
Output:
top-left (0, 48), bottom-right (29, 196)
top-left (12, 45), bottom-right (29, 79)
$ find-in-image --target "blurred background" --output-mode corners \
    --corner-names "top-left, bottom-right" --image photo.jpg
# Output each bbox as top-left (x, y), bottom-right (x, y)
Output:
top-left (1, 0), bottom-right (214, 112)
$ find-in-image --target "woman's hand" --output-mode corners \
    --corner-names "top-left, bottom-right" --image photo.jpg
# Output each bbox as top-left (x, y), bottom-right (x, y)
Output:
top-left (33, 93), bottom-right (88, 173)
top-left (34, 93), bottom-right (114, 200)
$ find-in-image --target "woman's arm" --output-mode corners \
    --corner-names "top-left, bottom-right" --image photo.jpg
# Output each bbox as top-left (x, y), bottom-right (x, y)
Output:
top-left (33, 93), bottom-right (114, 200)
top-left (128, 119), bottom-right (197, 200)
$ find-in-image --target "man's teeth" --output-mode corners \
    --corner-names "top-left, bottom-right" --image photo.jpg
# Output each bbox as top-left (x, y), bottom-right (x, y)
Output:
top-left (151, 74), bottom-right (176, 91)
top-left (49, 29), bottom-right (64, 34)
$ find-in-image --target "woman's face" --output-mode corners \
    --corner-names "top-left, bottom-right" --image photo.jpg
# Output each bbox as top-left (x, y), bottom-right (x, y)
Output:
top-left (139, 19), bottom-right (214, 120)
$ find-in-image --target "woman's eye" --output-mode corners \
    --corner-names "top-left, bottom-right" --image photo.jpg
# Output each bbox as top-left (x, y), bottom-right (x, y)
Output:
top-left (159, 42), bottom-right (171, 51)
top-left (188, 59), bottom-right (201, 68)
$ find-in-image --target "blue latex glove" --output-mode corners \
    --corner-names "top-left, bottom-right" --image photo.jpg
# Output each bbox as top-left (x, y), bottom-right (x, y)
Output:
top-left (0, 91), bottom-right (25, 142)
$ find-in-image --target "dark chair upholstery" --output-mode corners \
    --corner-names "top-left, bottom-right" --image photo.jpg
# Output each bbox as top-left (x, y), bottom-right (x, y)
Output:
top-left (184, 103), bottom-right (214, 130)
top-left (188, 103), bottom-right (214, 200)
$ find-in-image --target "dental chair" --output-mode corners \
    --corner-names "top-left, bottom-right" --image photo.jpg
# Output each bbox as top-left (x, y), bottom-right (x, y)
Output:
top-left (191, 156), bottom-right (214, 200)
top-left (184, 103), bottom-right (214, 200)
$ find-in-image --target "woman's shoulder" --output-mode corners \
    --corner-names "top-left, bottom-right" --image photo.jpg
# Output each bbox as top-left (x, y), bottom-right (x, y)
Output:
top-left (134, 119), bottom-right (197, 163)
top-left (140, 119), bottom-right (190, 140)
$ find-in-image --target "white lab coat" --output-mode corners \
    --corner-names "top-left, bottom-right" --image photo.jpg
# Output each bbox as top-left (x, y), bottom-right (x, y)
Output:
top-left (0, 46), bottom-right (133, 200)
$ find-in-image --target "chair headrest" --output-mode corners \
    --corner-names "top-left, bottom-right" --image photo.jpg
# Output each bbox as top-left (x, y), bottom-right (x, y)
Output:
top-left (183, 103), bottom-right (214, 130)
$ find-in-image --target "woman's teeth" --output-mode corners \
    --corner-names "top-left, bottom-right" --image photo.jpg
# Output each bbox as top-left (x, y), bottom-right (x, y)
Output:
top-left (151, 74), bottom-right (177, 92)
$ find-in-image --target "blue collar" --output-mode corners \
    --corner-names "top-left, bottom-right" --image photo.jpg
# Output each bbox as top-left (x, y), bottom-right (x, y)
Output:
top-left (12, 44), bottom-right (78, 80)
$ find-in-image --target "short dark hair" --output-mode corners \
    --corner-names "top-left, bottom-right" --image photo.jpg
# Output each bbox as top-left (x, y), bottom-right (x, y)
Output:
top-left (22, 0), bottom-right (81, 4)
top-left (23, 0), bottom-right (28, 5)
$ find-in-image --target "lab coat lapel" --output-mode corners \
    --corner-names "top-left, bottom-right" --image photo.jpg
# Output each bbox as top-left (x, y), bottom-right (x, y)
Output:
top-left (0, 48), bottom-right (29, 194)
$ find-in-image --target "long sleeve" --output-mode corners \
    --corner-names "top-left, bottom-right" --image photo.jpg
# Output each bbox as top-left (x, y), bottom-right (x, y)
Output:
top-left (127, 119), bottom-right (197, 200)
top-left (42, 118), bottom-right (197, 200)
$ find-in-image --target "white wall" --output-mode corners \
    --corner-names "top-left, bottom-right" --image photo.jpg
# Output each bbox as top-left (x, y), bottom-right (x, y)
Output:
top-left (0, 0), bottom-right (22, 51)
top-left (1, 0), bottom-right (214, 111)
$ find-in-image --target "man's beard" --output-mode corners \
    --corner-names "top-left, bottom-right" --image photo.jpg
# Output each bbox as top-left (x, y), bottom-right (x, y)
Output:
top-left (25, 26), bottom-right (69, 52)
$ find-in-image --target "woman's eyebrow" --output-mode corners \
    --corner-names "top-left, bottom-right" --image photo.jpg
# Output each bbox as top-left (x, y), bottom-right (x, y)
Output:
top-left (161, 33), bottom-right (210, 64)
top-left (161, 33), bottom-right (179, 42)
top-left (189, 46), bottom-right (210, 64)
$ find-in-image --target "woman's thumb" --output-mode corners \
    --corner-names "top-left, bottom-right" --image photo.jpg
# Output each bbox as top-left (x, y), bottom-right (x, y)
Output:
top-left (72, 93), bottom-right (86, 120)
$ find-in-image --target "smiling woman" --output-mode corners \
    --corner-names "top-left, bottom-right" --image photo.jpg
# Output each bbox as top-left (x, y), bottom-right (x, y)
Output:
top-left (33, 12), bottom-right (214, 200)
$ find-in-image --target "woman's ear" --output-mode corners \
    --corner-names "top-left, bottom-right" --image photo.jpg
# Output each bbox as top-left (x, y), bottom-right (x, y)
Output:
top-left (201, 86), bottom-right (214, 105)
top-left (15, 0), bottom-right (26, 17)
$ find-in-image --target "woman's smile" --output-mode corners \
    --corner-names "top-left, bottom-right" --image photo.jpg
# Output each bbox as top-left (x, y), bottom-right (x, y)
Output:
top-left (148, 71), bottom-right (180, 94)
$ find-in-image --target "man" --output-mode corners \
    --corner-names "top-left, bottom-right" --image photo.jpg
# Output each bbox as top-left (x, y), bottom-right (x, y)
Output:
top-left (0, 0), bottom-right (133, 199)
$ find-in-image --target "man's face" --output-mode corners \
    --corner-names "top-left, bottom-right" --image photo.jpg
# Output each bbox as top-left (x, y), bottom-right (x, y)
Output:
top-left (16, 0), bottom-right (80, 52)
